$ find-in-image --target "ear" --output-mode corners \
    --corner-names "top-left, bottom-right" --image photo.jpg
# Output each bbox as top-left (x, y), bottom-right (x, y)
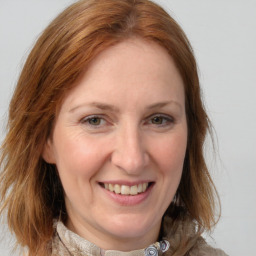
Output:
top-left (42, 138), bottom-right (56, 164)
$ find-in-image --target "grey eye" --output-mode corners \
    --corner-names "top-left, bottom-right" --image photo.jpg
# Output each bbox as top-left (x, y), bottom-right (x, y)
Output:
top-left (88, 117), bottom-right (102, 125)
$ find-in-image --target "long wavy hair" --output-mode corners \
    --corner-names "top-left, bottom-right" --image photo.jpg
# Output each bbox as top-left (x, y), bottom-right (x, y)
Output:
top-left (0, 0), bottom-right (219, 255)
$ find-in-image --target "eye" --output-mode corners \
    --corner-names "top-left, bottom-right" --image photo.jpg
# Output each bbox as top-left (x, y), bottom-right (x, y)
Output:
top-left (81, 115), bottom-right (106, 127)
top-left (147, 114), bottom-right (174, 127)
top-left (87, 117), bottom-right (102, 125)
top-left (151, 116), bottom-right (165, 125)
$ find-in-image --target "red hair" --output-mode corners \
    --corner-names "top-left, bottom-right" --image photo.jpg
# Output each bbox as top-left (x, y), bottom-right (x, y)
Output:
top-left (0, 0), bottom-right (219, 255)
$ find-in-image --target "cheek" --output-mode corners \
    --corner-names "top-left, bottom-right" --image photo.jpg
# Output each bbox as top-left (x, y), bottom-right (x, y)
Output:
top-left (150, 131), bottom-right (187, 174)
top-left (52, 132), bottom-right (112, 206)
top-left (53, 130), bottom-right (109, 179)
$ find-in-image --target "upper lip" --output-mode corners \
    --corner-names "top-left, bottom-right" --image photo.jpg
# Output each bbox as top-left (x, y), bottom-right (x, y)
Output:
top-left (98, 180), bottom-right (154, 186)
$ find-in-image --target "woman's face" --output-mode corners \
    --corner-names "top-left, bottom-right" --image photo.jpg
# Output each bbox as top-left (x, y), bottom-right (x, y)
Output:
top-left (43, 38), bottom-right (187, 250)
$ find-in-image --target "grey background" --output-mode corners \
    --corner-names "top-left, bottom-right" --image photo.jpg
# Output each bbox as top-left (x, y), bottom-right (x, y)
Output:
top-left (1, 0), bottom-right (256, 255)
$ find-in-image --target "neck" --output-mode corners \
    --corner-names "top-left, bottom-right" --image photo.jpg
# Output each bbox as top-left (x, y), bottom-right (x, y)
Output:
top-left (66, 217), bottom-right (161, 251)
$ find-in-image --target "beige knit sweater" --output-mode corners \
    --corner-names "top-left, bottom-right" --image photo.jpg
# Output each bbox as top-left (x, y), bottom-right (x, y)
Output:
top-left (51, 216), bottom-right (228, 256)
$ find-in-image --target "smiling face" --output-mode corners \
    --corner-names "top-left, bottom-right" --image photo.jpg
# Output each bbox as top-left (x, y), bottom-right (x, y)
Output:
top-left (43, 38), bottom-right (187, 251)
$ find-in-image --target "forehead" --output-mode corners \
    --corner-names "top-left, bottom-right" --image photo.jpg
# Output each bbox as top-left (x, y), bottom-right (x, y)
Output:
top-left (60, 37), bottom-right (185, 113)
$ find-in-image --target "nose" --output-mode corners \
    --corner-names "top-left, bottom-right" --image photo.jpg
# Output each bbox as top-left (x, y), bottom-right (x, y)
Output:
top-left (111, 124), bottom-right (149, 175)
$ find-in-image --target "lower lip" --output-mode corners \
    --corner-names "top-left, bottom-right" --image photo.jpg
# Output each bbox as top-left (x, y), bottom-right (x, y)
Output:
top-left (100, 184), bottom-right (154, 206)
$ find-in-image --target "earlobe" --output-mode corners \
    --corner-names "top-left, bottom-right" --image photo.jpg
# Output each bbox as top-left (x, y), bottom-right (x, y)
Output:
top-left (42, 139), bottom-right (56, 164)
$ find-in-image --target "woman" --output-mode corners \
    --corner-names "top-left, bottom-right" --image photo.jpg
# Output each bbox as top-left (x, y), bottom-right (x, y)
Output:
top-left (0, 0), bottom-right (227, 255)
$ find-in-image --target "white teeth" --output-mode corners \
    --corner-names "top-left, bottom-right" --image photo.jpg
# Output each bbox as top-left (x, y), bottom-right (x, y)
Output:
top-left (142, 183), bottom-right (148, 192)
top-left (103, 182), bottom-right (149, 195)
top-left (130, 185), bottom-right (138, 195)
top-left (121, 185), bottom-right (130, 195)
top-left (109, 184), bottom-right (114, 192)
top-left (114, 184), bottom-right (121, 194)
top-left (138, 184), bottom-right (143, 193)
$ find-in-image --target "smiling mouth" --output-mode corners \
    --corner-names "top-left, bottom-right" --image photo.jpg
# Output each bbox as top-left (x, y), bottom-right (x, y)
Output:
top-left (99, 182), bottom-right (153, 196)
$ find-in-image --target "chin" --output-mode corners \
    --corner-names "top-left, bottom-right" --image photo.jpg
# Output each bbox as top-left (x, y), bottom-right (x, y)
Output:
top-left (102, 213), bottom-right (160, 239)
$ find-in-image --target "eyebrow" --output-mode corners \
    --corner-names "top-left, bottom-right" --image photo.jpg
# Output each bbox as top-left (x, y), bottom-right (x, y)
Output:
top-left (68, 100), bottom-right (182, 113)
top-left (146, 101), bottom-right (182, 111)
top-left (69, 102), bottom-right (119, 113)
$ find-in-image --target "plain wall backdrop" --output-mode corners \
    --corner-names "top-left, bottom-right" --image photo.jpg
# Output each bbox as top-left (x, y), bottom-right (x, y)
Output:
top-left (0, 0), bottom-right (255, 255)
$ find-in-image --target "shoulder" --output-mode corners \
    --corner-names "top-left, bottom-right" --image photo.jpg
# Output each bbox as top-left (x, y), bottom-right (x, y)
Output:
top-left (162, 214), bottom-right (228, 256)
top-left (188, 236), bottom-right (228, 256)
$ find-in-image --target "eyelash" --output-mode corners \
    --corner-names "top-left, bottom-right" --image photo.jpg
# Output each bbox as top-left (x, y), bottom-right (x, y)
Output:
top-left (80, 114), bottom-right (174, 129)
top-left (147, 114), bottom-right (174, 127)
top-left (80, 115), bottom-right (107, 128)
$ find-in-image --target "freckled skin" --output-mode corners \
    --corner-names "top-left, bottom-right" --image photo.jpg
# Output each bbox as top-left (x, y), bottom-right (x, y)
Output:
top-left (43, 38), bottom-right (187, 251)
